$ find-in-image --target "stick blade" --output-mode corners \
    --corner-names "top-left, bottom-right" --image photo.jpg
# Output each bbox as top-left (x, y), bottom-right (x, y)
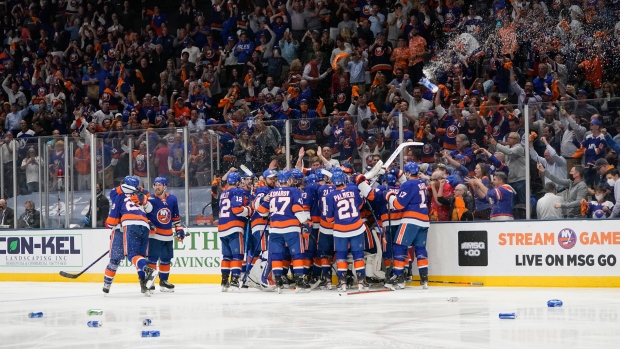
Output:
top-left (59, 271), bottom-right (79, 279)
top-left (347, 289), bottom-right (393, 295)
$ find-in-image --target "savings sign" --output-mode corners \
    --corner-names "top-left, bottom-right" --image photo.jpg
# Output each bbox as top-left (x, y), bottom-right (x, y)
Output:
top-left (495, 221), bottom-right (620, 275)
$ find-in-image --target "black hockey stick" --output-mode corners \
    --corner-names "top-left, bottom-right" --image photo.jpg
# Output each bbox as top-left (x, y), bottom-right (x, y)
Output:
top-left (59, 250), bottom-right (109, 279)
top-left (411, 279), bottom-right (483, 286)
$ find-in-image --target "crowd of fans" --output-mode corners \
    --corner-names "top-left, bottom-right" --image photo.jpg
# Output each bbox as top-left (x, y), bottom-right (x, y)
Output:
top-left (1, 0), bottom-right (620, 223)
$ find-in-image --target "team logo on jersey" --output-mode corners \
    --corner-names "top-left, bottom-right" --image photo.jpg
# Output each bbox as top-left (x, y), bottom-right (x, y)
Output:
top-left (205, 49), bottom-right (215, 59)
top-left (423, 143), bottom-right (434, 155)
top-left (70, 53), bottom-right (78, 63)
top-left (96, 154), bottom-right (102, 166)
top-left (157, 208), bottom-right (172, 224)
top-left (492, 125), bottom-right (501, 137)
top-left (558, 228), bottom-right (577, 250)
top-left (342, 137), bottom-right (353, 149)
top-left (374, 47), bottom-right (385, 57)
top-left (97, 26), bottom-right (105, 36)
top-left (337, 93), bottom-right (346, 104)
top-left (108, 48), bottom-right (116, 59)
top-left (446, 125), bottom-right (459, 138)
top-left (362, 5), bottom-right (372, 16)
top-left (299, 118), bottom-right (310, 130)
top-left (102, 93), bottom-right (111, 102)
top-left (136, 155), bottom-right (146, 171)
top-left (155, 115), bottom-right (165, 125)
top-left (445, 12), bottom-right (456, 25)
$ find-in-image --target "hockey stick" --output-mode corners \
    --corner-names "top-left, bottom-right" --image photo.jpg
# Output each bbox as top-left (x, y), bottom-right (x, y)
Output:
top-left (347, 289), bottom-right (393, 295)
top-left (365, 141), bottom-right (423, 181)
top-left (59, 250), bottom-right (109, 279)
top-left (411, 279), bottom-right (484, 286)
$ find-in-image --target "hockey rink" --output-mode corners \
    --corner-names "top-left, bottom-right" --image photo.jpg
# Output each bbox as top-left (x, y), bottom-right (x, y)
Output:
top-left (1, 282), bottom-right (618, 349)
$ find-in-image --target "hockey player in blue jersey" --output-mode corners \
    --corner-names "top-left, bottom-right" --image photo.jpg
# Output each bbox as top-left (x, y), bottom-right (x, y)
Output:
top-left (317, 169), bottom-right (336, 289)
top-left (102, 176), bottom-right (143, 294)
top-left (144, 177), bottom-right (183, 292)
top-left (246, 169), bottom-right (277, 288)
top-left (302, 173), bottom-right (322, 284)
top-left (383, 162), bottom-right (430, 290)
top-left (218, 172), bottom-right (253, 291)
top-left (325, 171), bottom-right (369, 292)
top-left (106, 175), bottom-right (155, 296)
top-left (257, 170), bottom-right (312, 293)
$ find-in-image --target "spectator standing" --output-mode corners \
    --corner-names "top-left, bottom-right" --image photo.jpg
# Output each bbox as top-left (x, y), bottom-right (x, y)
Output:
top-left (20, 148), bottom-right (41, 194)
top-left (466, 171), bottom-right (515, 221)
top-left (529, 136), bottom-right (567, 191)
top-left (537, 163), bottom-right (587, 219)
top-left (536, 183), bottom-right (564, 219)
top-left (490, 132), bottom-right (526, 205)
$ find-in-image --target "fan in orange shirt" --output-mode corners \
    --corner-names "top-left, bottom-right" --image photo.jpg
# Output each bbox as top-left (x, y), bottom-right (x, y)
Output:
top-left (391, 36), bottom-right (410, 73)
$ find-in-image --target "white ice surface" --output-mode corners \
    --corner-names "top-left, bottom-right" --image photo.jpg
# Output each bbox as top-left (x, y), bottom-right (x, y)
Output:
top-left (0, 282), bottom-right (619, 349)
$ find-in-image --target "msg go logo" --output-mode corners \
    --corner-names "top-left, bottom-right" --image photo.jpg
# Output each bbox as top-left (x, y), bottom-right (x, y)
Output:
top-left (461, 242), bottom-right (485, 257)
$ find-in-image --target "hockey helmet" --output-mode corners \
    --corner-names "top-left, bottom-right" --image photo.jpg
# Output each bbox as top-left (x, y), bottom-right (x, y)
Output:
top-left (332, 172), bottom-right (346, 186)
top-left (227, 172), bottom-right (241, 185)
top-left (404, 162), bottom-right (420, 176)
top-left (277, 170), bottom-right (291, 183)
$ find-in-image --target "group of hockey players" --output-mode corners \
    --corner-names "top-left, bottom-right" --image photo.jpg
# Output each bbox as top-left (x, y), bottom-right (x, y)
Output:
top-left (102, 175), bottom-right (184, 296)
top-left (218, 156), bottom-right (430, 294)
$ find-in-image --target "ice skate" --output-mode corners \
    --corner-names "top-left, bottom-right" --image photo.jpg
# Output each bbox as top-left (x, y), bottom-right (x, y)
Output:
top-left (337, 277), bottom-right (347, 292)
top-left (309, 275), bottom-right (321, 290)
top-left (385, 274), bottom-right (405, 291)
top-left (294, 275), bottom-right (311, 293)
top-left (275, 277), bottom-right (284, 294)
top-left (221, 274), bottom-right (230, 292)
top-left (160, 279), bottom-right (175, 292)
top-left (318, 276), bottom-right (332, 290)
top-left (229, 276), bottom-right (240, 291)
top-left (357, 273), bottom-right (369, 291)
top-left (102, 283), bottom-right (111, 294)
top-left (140, 278), bottom-right (151, 297)
top-left (403, 268), bottom-right (413, 283)
top-left (143, 265), bottom-right (157, 292)
top-left (420, 271), bottom-right (429, 290)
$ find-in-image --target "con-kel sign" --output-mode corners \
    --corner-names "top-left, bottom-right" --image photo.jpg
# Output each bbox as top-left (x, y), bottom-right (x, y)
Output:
top-left (0, 235), bottom-right (81, 254)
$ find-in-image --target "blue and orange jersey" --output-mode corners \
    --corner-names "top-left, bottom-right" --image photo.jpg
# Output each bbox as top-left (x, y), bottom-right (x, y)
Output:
top-left (218, 187), bottom-right (251, 237)
top-left (145, 193), bottom-right (181, 242)
top-left (303, 182), bottom-right (321, 229)
top-left (318, 183), bottom-right (336, 234)
top-left (391, 179), bottom-right (429, 227)
top-left (291, 110), bottom-right (319, 144)
top-left (325, 185), bottom-right (365, 238)
top-left (258, 186), bottom-right (305, 234)
top-left (251, 185), bottom-right (272, 233)
top-left (106, 194), bottom-right (150, 229)
top-left (375, 185), bottom-right (404, 227)
top-left (485, 184), bottom-right (515, 219)
top-left (132, 150), bottom-right (148, 177)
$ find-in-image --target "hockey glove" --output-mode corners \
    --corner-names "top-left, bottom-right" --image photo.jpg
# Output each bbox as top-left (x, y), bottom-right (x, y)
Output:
top-left (131, 193), bottom-right (147, 206)
top-left (354, 174), bottom-right (367, 185)
top-left (175, 228), bottom-right (186, 242)
top-left (388, 167), bottom-right (404, 178)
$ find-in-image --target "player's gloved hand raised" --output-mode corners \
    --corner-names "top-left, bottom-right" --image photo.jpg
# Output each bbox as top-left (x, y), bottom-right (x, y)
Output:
top-left (354, 174), bottom-right (367, 185)
top-left (175, 229), bottom-right (186, 242)
top-left (131, 193), bottom-right (147, 206)
top-left (388, 168), bottom-right (403, 178)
